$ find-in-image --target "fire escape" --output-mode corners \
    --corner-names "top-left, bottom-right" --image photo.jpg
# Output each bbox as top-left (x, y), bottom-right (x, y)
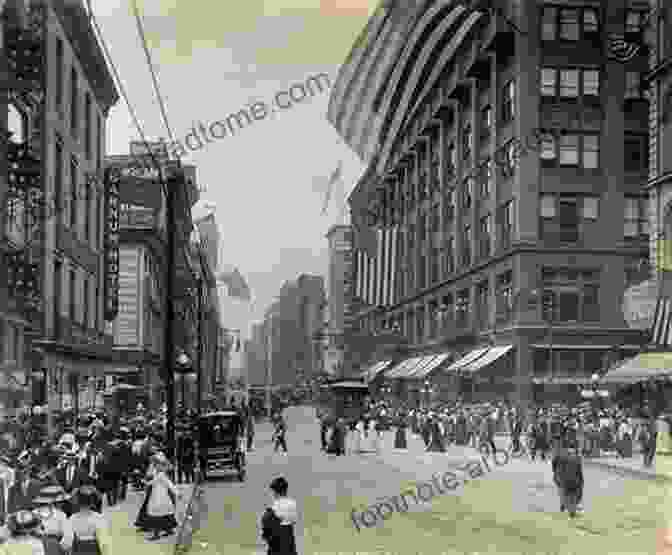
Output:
top-left (1, 6), bottom-right (46, 333)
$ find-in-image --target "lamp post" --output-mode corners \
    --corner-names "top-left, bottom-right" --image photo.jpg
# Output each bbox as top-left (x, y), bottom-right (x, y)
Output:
top-left (176, 351), bottom-right (191, 411)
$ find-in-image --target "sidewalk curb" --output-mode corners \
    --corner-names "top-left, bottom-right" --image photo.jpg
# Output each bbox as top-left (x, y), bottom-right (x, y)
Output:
top-left (583, 458), bottom-right (672, 483)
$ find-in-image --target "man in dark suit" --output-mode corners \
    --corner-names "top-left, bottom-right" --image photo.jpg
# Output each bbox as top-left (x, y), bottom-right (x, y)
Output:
top-left (7, 469), bottom-right (43, 513)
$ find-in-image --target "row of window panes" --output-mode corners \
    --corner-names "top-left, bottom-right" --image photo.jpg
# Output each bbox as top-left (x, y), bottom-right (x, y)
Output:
top-left (55, 38), bottom-right (102, 168)
top-left (541, 195), bottom-right (599, 220)
top-left (0, 321), bottom-right (21, 364)
top-left (540, 68), bottom-right (599, 98)
top-left (539, 132), bottom-right (599, 169)
top-left (541, 6), bottom-right (600, 42)
top-left (624, 197), bottom-right (649, 237)
top-left (61, 262), bottom-right (97, 329)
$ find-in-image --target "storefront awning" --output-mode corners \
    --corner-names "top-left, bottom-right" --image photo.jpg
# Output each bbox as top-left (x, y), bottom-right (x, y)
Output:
top-left (410, 353), bottom-right (452, 380)
top-left (600, 352), bottom-right (672, 384)
top-left (532, 375), bottom-right (600, 385)
top-left (404, 355), bottom-right (439, 379)
top-left (462, 345), bottom-right (513, 373)
top-left (443, 348), bottom-right (490, 373)
top-left (359, 360), bottom-right (392, 381)
top-left (385, 356), bottom-right (424, 379)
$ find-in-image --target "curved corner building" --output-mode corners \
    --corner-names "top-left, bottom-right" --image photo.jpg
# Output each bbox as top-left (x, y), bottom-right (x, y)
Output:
top-left (328, 0), bottom-right (653, 408)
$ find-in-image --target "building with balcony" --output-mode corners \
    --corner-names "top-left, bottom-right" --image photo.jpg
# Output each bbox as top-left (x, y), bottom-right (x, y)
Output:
top-left (0, 0), bottom-right (35, 418)
top-left (0, 1), bottom-right (120, 428)
top-left (330, 0), bottom-right (652, 408)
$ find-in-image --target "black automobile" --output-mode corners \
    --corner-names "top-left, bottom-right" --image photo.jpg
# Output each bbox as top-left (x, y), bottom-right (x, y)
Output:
top-left (197, 411), bottom-right (246, 481)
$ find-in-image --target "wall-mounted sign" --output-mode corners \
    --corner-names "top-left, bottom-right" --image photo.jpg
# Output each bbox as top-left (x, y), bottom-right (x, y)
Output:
top-left (104, 167), bottom-right (120, 320)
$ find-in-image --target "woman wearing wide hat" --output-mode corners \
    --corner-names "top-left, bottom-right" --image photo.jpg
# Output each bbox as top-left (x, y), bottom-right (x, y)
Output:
top-left (65, 486), bottom-right (111, 555)
top-left (33, 485), bottom-right (72, 554)
top-left (2, 509), bottom-right (49, 554)
top-left (144, 452), bottom-right (181, 541)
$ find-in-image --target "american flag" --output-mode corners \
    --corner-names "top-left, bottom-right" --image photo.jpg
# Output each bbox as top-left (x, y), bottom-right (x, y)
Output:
top-left (354, 226), bottom-right (398, 307)
top-left (650, 296), bottom-right (672, 347)
top-left (607, 34), bottom-right (640, 63)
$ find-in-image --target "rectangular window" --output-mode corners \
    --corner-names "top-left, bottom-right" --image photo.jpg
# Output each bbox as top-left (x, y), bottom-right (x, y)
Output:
top-left (583, 8), bottom-right (599, 35)
top-left (463, 178), bottom-right (473, 209)
top-left (481, 105), bottom-right (492, 137)
top-left (624, 133), bottom-right (648, 172)
top-left (446, 142), bottom-right (456, 177)
top-left (541, 194), bottom-right (556, 218)
top-left (496, 271), bottom-right (513, 321)
top-left (559, 69), bottom-right (579, 98)
top-left (90, 189), bottom-right (97, 247)
top-left (463, 225), bottom-right (471, 266)
top-left (624, 196), bottom-right (648, 237)
top-left (445, 236), bottom-right (455, 275)
top-left (542, 6), bottom-right (557, 41)
top-left (502, 81), bottom-right (515, 122)
top-left (462, 124), bottom-right (472, 162)
top-left (582, 69), bottom-right (600, 97)
top-left (542, 267), bottom-right (600, 323)
top-left (501, 141), bottom-right (517, 177)
top-left (626, 10), bottom-right (645, 35)
top-left (55, 39), bottom-right (64, 112)
top-left (559, 8), bottom-right (579, 41)
top-left (541, 68), bottom-right (557, 97)
top-left (83, 275), bottom-right (89, 330)
top-left (559, 134), bottom-right (579, 166)
top-left (625, 72), bottom-right (643, 99)
top-left (70, 68), bottom-right (78, 137)
top-left (70, 159), bottom-right (78, 228)
top-left (456, 289), bottom-right (469, 328)
top-left (477, 281), bottom-right (489, 329)
top-left (85, 93), bottom-right (92, 159)
top-left (69, 268), bottom-right (76, 321)
top-left (581, 196), bottom-right (599, 220)
top-left (479, 214), bottom-right (491, 259)
top-left (559, 198), bottom-right (579, 242)
top-left (479, 160), bottom-right (491, 199)
top-left (582, 135), bottom-right (599, 169)
top-left (540, 133), bottom-right (557, 161)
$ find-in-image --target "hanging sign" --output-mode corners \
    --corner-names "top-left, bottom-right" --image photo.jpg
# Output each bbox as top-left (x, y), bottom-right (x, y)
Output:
top-left (104, 167), bottom-right (120, 320)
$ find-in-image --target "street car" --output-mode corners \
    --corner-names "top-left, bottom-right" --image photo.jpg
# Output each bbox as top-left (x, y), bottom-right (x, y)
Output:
top-left (197, 410), bottom-right (246, 481)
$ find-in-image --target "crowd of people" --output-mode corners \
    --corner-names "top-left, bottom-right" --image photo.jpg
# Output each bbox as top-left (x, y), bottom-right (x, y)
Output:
top-left (0, 402), bottom-right (249, 554)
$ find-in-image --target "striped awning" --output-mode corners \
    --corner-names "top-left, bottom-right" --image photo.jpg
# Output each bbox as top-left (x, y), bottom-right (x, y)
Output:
top-left (462, 345), bottom-right (514, 373)
top-left (359, 360), bottom-right (392, 381)
top-left (385, 356), bottom-right (424, 379)
top-left (411, 353), bottom-right (451, 380)
top-left (601, 352), bottom-right (672, 384)
top-left (532, 376), bottom-right (601, 385)
top-left (651, 296), bottom-right (672, 347)
top-left (444, 348), bottom-right (490, 373)
top-left (404, 355), bottom-right (439, 379)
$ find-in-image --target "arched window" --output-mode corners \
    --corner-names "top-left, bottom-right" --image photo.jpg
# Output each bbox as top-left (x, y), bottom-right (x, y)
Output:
top-left (7, 104), bottom-right (26, 143)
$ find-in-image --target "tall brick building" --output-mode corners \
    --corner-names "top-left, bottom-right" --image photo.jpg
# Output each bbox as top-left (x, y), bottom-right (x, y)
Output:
top-left (329, 0), bottom-right (652, 408)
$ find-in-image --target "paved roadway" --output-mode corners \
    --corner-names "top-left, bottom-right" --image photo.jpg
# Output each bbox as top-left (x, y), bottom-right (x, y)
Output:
top-left (182, 405), bottom-right (667, 555)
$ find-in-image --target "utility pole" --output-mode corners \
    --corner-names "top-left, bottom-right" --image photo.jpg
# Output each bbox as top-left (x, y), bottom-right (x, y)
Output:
top-left (196, 276), bottom-right (202, 415)
top-left (163, 170), bottom-right (177, 466)
top-left (266, 315), bottom-right (273, 419)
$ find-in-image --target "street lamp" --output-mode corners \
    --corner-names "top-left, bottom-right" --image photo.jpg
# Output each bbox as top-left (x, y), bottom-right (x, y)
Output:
top-left (175, 350), bottom-right (192, 415)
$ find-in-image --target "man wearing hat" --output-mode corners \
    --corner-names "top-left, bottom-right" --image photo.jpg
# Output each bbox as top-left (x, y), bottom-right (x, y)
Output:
top-left (33, 485), bottom-right (73, 552)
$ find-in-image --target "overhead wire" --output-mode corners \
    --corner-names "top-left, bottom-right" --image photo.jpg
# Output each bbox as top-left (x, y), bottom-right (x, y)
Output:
top-left (130, 0), bottom-right (178, 147)
top-left (86, 0), bottom-right (168, 195)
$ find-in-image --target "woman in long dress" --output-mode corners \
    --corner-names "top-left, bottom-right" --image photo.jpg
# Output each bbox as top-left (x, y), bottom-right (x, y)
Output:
top-left (393, 413), bottom-right (407, 449)
top-left (144, 453), bottom-right (181, 541)
top-left (354, 418), bottom-right (365, 454)
top-left (65, 486), bottom-right (111, 555)
top-left (133, 459), bottom-right (155, 531)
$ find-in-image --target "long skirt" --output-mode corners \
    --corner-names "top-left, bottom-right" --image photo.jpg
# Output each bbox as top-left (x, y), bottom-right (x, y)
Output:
top-left (394, 427), bottom-right (407, 449)
top-left (144, 513), bottom-right (178, 532)
top-left (134, 486), bottom-right (152, 529)
top-left (72, 538), bottom-right (101, 555)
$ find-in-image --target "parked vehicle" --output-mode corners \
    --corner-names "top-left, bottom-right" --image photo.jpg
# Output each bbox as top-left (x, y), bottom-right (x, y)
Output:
top-left (196, 411), bottom-right (246, 481)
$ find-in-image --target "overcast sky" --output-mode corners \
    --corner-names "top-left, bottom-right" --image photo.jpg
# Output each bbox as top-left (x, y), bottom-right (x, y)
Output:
top-left (91, 0), bottom-right (376, 372)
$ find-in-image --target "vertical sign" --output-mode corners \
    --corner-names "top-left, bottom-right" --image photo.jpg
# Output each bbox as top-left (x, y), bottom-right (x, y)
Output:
top-left (104, 167), bottom-right (120, 320)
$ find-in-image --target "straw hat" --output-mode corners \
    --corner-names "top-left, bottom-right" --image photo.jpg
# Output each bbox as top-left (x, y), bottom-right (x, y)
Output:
top-left (150, 451), bottom-right (172, 469)
top-left (33, 485), bottom-right (71, 505)
top-left (7, 510), bottom-right (41, 534)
